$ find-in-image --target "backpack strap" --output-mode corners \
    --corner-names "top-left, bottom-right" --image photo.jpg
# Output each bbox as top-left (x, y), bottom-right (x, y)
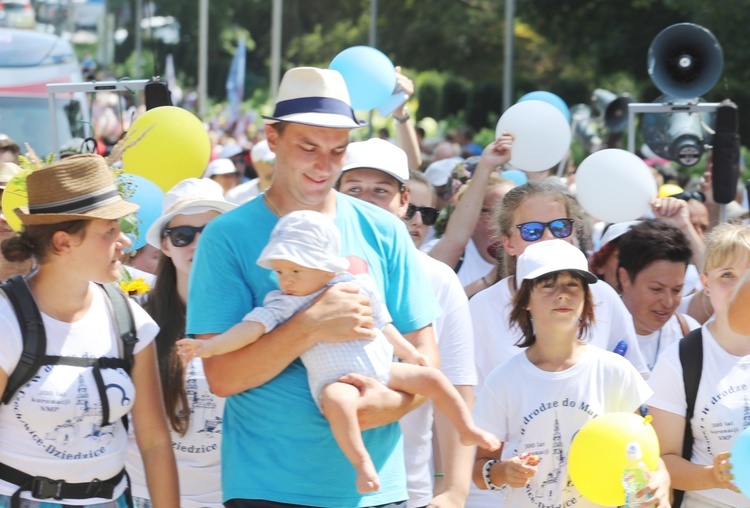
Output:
top-left (99, 283), bottom-right (138, 373)
top-left (0, 275), bottom-right (47, 405)
top-left (673, 327), bottom-right (704, 508)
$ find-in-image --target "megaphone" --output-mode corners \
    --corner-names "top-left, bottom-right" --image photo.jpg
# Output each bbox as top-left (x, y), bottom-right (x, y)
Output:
top-left (648, 23), bottom-right (723, 99)
top-left (591, 89), bottom-right (634, 133)
top-left (571, 104), bottom-right (603, 153)
top-left (640, 95), bottom-right (714, 167)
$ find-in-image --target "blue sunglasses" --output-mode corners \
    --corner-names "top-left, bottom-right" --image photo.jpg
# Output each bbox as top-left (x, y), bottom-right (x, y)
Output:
top-left (516, 218), bottom-right (574, 242)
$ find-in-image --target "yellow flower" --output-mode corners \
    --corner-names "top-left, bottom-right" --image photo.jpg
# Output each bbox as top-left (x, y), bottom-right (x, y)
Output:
top-left (120, 278), bottom-right (150, 296)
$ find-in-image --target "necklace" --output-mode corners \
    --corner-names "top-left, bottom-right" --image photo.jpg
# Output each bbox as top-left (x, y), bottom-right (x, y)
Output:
top-left (647, 328), bottom-right (663, 371)
top-left (264, 191), bottom-right (282, 217)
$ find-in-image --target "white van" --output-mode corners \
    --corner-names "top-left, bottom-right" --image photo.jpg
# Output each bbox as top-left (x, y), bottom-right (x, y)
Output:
top-left (0, 28), bottom-right (88, 157)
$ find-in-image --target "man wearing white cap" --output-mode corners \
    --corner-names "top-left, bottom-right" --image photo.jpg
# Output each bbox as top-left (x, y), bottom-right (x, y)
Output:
top-left (225, 139), bottom-right (277, 205)
top-left (203, 157), bottom-right (241, 195)
top-left (187, 67), bottom-right (440, 508)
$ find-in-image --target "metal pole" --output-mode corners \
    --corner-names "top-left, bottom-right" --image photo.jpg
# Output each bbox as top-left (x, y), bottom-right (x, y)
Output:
top-left (134, 0), bottom-right (142, 78)
top-left (502, 0), bottom-right (515, 112)
top-left (369, 0), bottom-right (377, 47)
top-left (198, 0), bottom-right (208, 119)
top-left (270, 0), bottom-right (283, 101)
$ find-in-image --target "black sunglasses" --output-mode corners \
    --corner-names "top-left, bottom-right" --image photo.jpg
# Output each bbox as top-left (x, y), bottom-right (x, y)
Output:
top-left (162, 225), bottom-right (206, 247)
top-left (516, 218), bottom-right (574, 242)
top-left (672, 191), bottom-right (705, 203)
top-left (404, 204), bottom-right (439, 226)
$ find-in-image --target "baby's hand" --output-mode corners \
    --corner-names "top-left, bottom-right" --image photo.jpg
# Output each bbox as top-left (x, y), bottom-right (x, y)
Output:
top-left (175, 338), bottom-right (207, 364)
top-left (403, 350), bottom-right (430, 367)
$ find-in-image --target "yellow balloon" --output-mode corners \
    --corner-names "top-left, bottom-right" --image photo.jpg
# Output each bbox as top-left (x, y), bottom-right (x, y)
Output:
top-left (122, 106), bottom-right (211, 192)
top-left (1, 169), bottom-right (33, 232)
top-left (658, 183), bottom-right (684, 198)
top-left (568, 412), bottom-right (660, 506)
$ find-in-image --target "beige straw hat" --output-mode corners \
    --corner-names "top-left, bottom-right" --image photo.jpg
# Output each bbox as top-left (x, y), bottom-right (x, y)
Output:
top-left (15, 154), bottom-right (139, 225)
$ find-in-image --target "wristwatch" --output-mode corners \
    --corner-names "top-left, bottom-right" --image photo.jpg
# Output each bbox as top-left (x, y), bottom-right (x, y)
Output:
top-left (393, 108), bottom-right (410, 124)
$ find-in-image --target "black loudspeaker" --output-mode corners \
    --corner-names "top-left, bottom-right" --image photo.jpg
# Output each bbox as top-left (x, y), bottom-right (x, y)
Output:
top-left (591, 89), bottom-right (634, 133)
top-left (640, 95), bottom-right (713, 167)
top-left (145, 76), bottom-right (172, 110)
top-left (711, 100), bottom-right (740, 204)
top-left (648, 23), bottom-right (723, 99)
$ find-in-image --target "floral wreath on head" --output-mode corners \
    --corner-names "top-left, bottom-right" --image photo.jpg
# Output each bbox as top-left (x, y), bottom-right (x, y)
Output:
top-left (432, 157), bottom-right (479, 238)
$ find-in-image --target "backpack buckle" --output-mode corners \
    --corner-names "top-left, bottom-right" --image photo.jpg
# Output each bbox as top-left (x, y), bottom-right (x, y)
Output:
top-left (31, 476), bottom-right (64, 500)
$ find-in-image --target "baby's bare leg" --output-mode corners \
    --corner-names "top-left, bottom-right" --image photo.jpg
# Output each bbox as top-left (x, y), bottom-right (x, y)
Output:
top-left (320, 382), bottom-right (380, 494)
top-left (389, 363), bottom-right (500, 451)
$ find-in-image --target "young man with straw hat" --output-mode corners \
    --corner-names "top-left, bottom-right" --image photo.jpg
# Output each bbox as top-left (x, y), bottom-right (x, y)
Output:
top-left (187, 68), bottom-right (440, 508)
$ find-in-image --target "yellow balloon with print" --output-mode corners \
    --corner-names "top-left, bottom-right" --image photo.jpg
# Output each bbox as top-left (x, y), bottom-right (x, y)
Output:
top-left (1, 169), bottom-right (33, 232)
top-left (568, 412), bottom-right (660, 506)
top-left (122, 106), bottom-right (211, 192)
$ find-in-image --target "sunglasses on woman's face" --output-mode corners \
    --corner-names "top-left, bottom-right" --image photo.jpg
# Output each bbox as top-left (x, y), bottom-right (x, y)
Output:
top-left (404, 204), bottom-right (439, 226)
top-left (515, 218), bottom-right (574, 242)
top-left (162, 225), bottom-right (206, 247)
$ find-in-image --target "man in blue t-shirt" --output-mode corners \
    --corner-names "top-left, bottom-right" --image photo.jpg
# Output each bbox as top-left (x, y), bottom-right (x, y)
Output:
top-left (187, 67), bottom-right (440, 508)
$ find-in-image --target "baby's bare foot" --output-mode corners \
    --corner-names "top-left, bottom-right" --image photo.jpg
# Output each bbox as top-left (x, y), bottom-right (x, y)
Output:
top-left (355, 460), bottom-right (380, 494)
top-left (460, 426), bottom-right (501, 451)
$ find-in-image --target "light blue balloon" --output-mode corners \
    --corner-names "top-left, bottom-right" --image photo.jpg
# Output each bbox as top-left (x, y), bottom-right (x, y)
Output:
top-left (126, 174), bottom-right (165, 251)
top-left (330, 46), bottom-right (396, 111)
top-left (502, 169), bottom-right (528, 186)
top-left (732, 426), bottom-right (750, 496)
top-left (518, 91), bottom-right (571, 124)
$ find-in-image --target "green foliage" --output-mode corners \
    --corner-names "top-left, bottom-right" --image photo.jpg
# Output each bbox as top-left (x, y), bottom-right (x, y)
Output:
top-left (417, 73), bottom-right (442, 121)
top-left (466, 81), bottom-right (503, 131)
top-left (441, 77), bottom-right (469, 119)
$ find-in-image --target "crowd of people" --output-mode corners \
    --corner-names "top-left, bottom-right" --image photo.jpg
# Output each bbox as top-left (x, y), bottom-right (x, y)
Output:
top-left (0, 63), bottom-right (749, 508)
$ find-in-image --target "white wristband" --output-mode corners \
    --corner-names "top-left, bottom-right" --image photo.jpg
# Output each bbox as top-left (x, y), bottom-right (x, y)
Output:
top-left (482, 459), bottom-right (508, 494)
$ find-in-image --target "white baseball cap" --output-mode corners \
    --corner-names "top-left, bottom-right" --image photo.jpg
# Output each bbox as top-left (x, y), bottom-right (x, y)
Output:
top-left (219, 144), bottom-right (245, 159)
top-left (516, 239), bottom-right (597, 283)
top-left (203, 158), bottom-right (237, 178)
top-left (146, 178), bottom-right (236, 248)
top-left (341, 138), bottom-right (409, 183)
top-left (251, 139), bottom-right (276, 164)
top-left (598, 221), bottom-right (641, 251)
top-left (424, 156), bottom-right (463, 187)
top-left (257, 210), bottom-right (349, 273)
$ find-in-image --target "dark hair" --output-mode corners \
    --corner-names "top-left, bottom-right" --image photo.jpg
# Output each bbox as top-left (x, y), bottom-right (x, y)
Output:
top-left (2, 220), bottom-right (88, 263)
top-left (589, 239), bottom-right (619, 277)
top-left (617, 219), bottom-right (692, 283)
top-left (143, 253), bottom-right (189, 435)
top-left (0, 136), bottom-right (20, 157)
top-left (509, 271), bottom-right (595, 347)
top-left (493, 180), bottom-right (585, 277)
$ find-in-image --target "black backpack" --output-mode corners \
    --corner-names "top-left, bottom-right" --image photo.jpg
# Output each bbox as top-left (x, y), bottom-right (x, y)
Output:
top-left (673, 327), bottom-right (704, 508)
top-left (0, 274), bottom-right (139, 428)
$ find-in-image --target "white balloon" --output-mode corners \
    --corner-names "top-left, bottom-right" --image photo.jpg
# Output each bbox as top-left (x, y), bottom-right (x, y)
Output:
top-left (495, 100), bottom-right (571, 172)
top-left (575, 149), bottom-right (657, 223)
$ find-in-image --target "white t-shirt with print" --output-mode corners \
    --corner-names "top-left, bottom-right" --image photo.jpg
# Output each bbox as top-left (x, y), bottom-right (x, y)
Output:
top-left (401, 251), bottom-right (477, 507)
top-left (471, 345), bottom-right (651, 508)
top-left (0, 283), bottom-right (158, 504)
top-left (470, 276), bottom-right (648, 388)
top-left (648, 322), bottom-right (750, 507)
top-left (638, 313), bottom-right (700, 372)
top-left (127, 357), bottom-right (225, 508)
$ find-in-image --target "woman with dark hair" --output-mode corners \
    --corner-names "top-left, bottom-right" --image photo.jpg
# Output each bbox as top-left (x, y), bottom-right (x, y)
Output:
top-left (471, 240), bottom-right (669, 508)
top-left (0, 154), bottom-right (178, 508)
top-left (125, 178), bottom-right (235, 508)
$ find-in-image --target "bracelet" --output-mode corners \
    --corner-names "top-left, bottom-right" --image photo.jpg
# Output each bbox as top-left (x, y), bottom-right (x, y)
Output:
top-left (433, 473), bottom-right (444, 478)
top-left (393, 108), bottom-right (410, 124)
top-left (482, 459), bottom-right (507, 493)
top-left (482, 275), bottom-right (490, 287)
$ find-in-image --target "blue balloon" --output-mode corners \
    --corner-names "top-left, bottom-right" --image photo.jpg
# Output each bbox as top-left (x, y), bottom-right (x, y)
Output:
top-left (732, 426), bottom-right (750, 496)
top-left (330, 46), bottom-right (396, 111)
top-left (126, 174), bottom-right (165, 251)
top-left (502, 169), bottom-right (528, 186)
top-left (518, 91), bottom-right (571, 124)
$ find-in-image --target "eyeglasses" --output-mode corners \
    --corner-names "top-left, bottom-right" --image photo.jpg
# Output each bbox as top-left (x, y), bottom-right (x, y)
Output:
top-left (404, 204), bottom-right (439, 226)
top-left (515, 218), bottom-right (574, 242)
top-left (162, 225), bottom-right (206, 247)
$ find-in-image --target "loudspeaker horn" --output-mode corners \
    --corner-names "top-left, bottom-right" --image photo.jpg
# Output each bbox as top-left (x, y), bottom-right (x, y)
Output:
top-left (640, 95), bottom-right (713, 167)
top-left (571, 104), bottom-right (603, 153)
top-left (591, 89), bottom-right (634, 133)
top-left (648, 23), bottom-right (723, 99)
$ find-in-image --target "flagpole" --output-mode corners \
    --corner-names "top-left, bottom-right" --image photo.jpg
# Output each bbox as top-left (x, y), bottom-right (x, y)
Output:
top-left (270, 0), bottom-right (282, 101)
top-left (198, 0), bottom-right (208, 119)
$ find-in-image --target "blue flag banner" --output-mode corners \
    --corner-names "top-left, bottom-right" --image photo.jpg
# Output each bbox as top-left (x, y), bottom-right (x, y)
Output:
top-left (226, 36), bottom-right (246, 126)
